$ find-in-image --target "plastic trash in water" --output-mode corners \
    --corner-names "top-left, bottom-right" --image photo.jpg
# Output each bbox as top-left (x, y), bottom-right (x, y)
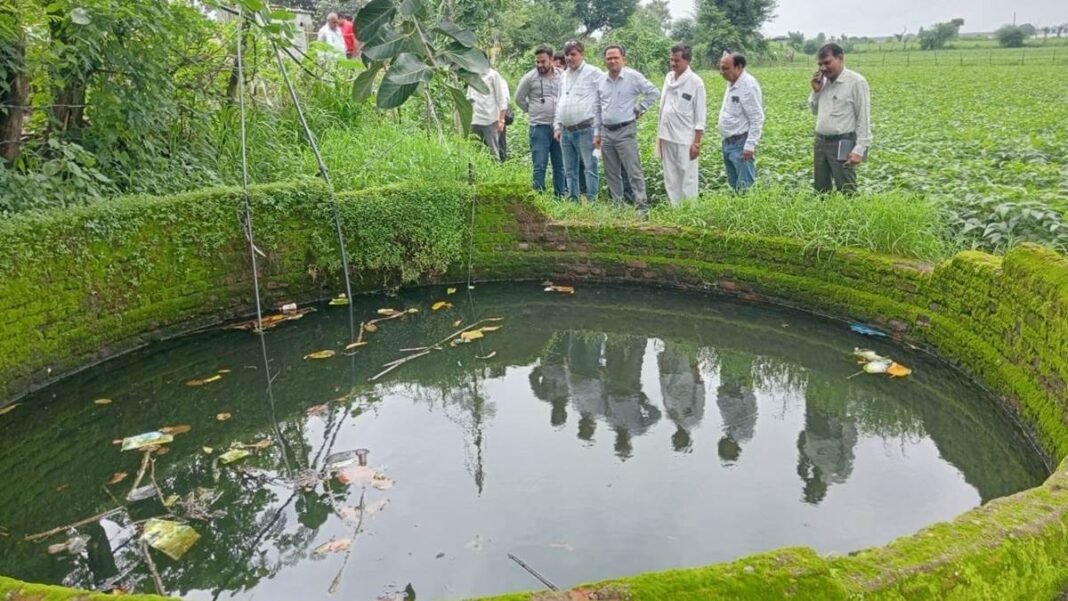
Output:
top-left (849, 324), bottom-right (888, 337)
top-left (140, 518), bottom-right (200, 560)
top-left (121, 432), bottom-right (174, 452)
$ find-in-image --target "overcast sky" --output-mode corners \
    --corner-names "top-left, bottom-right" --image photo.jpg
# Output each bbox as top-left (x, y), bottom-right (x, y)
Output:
top-left (663, 0), bottom-right (1068, 38)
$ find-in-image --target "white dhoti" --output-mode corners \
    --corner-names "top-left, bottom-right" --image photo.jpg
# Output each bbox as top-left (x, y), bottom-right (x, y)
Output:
top-left (660, 140), bottom-right (699, 206)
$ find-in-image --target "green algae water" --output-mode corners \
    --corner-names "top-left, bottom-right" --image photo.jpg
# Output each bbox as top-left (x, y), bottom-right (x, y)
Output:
top-left (0, 284), bottom-right (1049, 600)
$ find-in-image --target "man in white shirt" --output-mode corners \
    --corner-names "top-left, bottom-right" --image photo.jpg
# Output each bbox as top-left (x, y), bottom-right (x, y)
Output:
top-left (657, 44), bottom-right (706, 205)
top-left (717, 52), bottom-right (764, 191)
top-left (467, 66), bottom-right (510, 162)
top-left (553, 40), bottom-right (605, 201)
top-left (316, 13), bottom-right (347, 57)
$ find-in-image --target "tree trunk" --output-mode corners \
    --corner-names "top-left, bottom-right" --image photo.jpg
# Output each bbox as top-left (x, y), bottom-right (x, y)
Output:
top-left (225, 17), bottom-right (250, 105)
top-left (0, 5), bottom-right (28, 166)
top-left (46, 7), bottom-right (87, 137)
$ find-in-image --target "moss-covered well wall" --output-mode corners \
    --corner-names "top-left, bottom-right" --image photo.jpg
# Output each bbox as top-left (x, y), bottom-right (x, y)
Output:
top-left (1, 181), bottom-right (1066, 600)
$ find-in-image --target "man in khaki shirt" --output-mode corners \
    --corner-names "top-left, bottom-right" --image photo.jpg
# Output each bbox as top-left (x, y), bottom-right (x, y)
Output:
top-left (808, 43), bottom-right (871, 193)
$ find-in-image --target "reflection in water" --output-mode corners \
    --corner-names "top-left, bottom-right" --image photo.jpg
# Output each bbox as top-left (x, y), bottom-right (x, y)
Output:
top-left (715, 351), bottom-right (758, 465)
top-left (0, 284), bottom-right (1050, 601)
top-left (797, 382), bottom-right (859, 505)
top-left (657, 342), bottom-right (706, 453)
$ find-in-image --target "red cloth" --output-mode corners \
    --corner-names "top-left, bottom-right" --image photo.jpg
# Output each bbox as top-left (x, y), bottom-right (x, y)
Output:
top-left (340, 19), bottom-right (356, 55)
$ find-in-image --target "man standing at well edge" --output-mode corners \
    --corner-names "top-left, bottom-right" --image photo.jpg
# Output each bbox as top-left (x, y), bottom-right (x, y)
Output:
top-left (809, 43), bottom-right (871, 193)
top-left (516, 46), bottom-right (565, 197)
top-left (717, 52), bottom-right (764, 191)
top-left (554, 40), bottom-right (604, 201)
top-left (657, 44), bottom-right (706, 205)
top-left (599, 45), bottom-right (659, 217)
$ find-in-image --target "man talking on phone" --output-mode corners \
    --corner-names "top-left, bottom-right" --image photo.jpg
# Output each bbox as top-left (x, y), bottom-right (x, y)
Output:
top-left (808, 43), bottom-right (871, 194)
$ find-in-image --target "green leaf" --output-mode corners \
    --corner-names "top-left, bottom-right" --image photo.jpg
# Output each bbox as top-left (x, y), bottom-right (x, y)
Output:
top-left (446, 85), bottom-right (473, 135)
top-left (431, 21), bottom-right (476, 48)
top-left (456, 69), bottom-right (489, 94)
top-left (382, 53), bottom-right (433, 86)
top-left (362, 28), bottom-right (414, 61)
top-left (399, 0), bottom-right (427, 19)
top-left (377, 78), bottom-right (419, 109)
top-left (440, 45), bottom-right (489, 74)
top-left (356, 0), bottom-right (397, 47)
top-left (70, 8), bottom-right (90, 25)
top-left (352, 62), bottom-right (384, 102)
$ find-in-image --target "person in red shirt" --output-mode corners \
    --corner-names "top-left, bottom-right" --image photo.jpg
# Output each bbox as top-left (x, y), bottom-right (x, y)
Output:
top-left (339, 16), bottom-right (357, 58)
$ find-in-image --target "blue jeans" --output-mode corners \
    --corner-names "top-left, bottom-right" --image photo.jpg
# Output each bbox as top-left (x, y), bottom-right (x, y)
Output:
top-left (530, 124), bottom-right (565, 197)
top-left (722, 139), bottom-right (756, 191)
top-left (561, 127), bottom-right (598, 200)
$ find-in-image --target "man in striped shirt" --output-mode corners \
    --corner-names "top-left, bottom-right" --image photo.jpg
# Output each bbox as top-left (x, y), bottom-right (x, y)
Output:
top-left (553, 40), bottom-right (605, 201)
top-left (717, 52), bottom-right (764, 191)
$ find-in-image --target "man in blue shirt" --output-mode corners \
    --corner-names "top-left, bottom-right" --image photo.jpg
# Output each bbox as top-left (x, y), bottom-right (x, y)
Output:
top-left (599, 45), bottom-right (659, 216)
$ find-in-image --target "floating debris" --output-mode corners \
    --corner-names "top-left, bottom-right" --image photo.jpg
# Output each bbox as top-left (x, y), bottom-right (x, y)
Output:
top-left (446, 287), bottom-right (457, 295)
top-left (304, 350), bottom-right (336, 360)
top-left (863, 359), bottom-right (893, 374)
top-left (476, 351), bottom-right (498, 360)
top-left (186, 373), bottom-right (223, 387)
top-left (459, 330), bottom-right (484, 342)
top-left (121, 432), bottom-right (173, 452)
top-left (850, 323), bottom-right (888, 337)
top-left (544, 283), bottom-right (575, 294)
top-left (202, 447), bottom-right (213, 455)
top-left (325, 450), bottom-right (361, 471)
top-left (141, 519), bottom-right (200, 560)
top-left (345, 341), bottom-right (368, 350)
top-left (431, 301), bottom-right (453, 311)
top-left (227, 308), bottom-right (315, 332)
top-left (159, 424), bottom-right (192, 436)
top-left (887, 362), bottom-right (912, 378)
top-left (218, 449), bottom-right (250, 464)
top-left (126, 485), bottom-right (158, 503)
top-left (46, 535), bottom-right (87, 555)
top-left (0, 404), bottom-right (19, 416)
top-left (851, 348), bottom-right (886, 362)
top-left (329, 294), bottom-right (350, 306)
top-left (93, 398), bottom-right (113, 406)
top-left (216, 412), bottom-right (232, 422)
top-left (313, 538), bottom-right (352, 555)
top-left (107, 471), bottom-right (129, 485)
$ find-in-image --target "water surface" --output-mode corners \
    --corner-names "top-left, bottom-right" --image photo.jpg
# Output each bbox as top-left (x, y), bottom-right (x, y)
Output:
top-left (0, 284), bottom-right (1048, 600)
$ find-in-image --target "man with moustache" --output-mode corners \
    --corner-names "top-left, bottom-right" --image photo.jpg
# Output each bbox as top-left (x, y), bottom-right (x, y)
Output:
top-left (553, 40), bottom-right (605, 201)
top-left (717, 52), bottom-right (764, 191)
top-left (809, 43), bottom-right (872, 193)
top-left (516, 46), bottom-right (565, 196)
top-left (657, 44), bottom-right (707, 205)
top-left (599, 44), bottom-right (659, 217)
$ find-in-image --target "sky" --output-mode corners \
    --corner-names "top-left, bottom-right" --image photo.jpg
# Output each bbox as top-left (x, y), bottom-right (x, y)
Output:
top-left (663, 0), bottom-right (1068, 38)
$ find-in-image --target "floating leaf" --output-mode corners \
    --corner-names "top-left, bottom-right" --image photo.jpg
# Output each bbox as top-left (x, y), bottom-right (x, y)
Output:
top-left (216, 412), bottom-right (232, 422)
top-left (863, 359), bottom-right (893, 374)
top-left (446, 287), bottom-right (457, 295)
top-left (202, 447), bottom-right (214, 455)
top-left (329, 294), bottom-right (350, 306)
top-left (476, 351), bottom-right (497, 360)
top-left (431, 301), bottom-right (452, 311)
top-left (186, 374), bottom-right (223, 387)
top-left (544, 285), bottom-right (575, 294)
top-left (217, 369), bottom-right (232, 374)
top-left (459, 330), bottom-right (484, 342)
top-left (121, 432), bottom-right (173, 451)
top-left (141, 519), bottom-right (200, 560)
top-left (314, 538), bottom-right (352, 555)
top-left (107, 472), bottom-right (129, 485)
top-left (243, 438), bottom-right (273, 451)
top-left (345, 341), bottom-right (368, 350)
top-left (0, 404), bottom-right (18, 416)
top-left (887, 362), bottom-right (912, 378)
top-left (452, 319), bottom-right (463, 327)
top-left (480, 325), bottom-right (502, 332)
top-left (93, 398), bottom-right (112, 406)
top-left (159, 424), bottom-right (192, 436)
top-left (218, 449), bottom-right (250, 464)
top-left (162, 495), bottom-right (180, 508)
top-left (377, 308), bottom-right (399, 315)
top-left (304, 350), bottom-right (336, 360)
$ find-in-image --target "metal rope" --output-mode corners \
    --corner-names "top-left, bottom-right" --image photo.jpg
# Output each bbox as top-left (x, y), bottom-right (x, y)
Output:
top-left (265, 28), bottom-right (355, 331)
top-left (236, 7), bottom-right (293, 475)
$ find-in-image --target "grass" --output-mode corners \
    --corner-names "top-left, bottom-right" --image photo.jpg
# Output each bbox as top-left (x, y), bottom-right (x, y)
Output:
top-left (536, 185), bottom-right (952, 260)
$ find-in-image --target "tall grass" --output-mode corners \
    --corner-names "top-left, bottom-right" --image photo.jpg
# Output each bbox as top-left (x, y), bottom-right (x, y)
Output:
top-left (537, 186), bottom-right (953, 261)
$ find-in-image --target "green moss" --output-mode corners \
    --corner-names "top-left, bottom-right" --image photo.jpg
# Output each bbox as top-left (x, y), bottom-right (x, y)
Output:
top-left (1, 181), bottom-right (1067, 601)
top-left (0, 576), bottom-right (169, 600)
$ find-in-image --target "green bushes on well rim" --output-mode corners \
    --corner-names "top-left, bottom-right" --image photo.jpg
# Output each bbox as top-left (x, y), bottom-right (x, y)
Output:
top-left (1, 180), bottom-right (1067, 600)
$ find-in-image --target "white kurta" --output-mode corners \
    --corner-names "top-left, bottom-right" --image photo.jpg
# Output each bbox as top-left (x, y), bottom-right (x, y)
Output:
top-left (658, 67), bottom-right (706, 205)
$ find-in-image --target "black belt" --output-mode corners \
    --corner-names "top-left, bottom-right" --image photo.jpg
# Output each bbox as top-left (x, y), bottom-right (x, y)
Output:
top-left (563, 118), bottom-right (594, 132)
top-left (723, 133), bottom-right (747, 144)
top-left (816, 132), bottom-right (856, 142)
top-left (603, 120), bottom-right (635, 132)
